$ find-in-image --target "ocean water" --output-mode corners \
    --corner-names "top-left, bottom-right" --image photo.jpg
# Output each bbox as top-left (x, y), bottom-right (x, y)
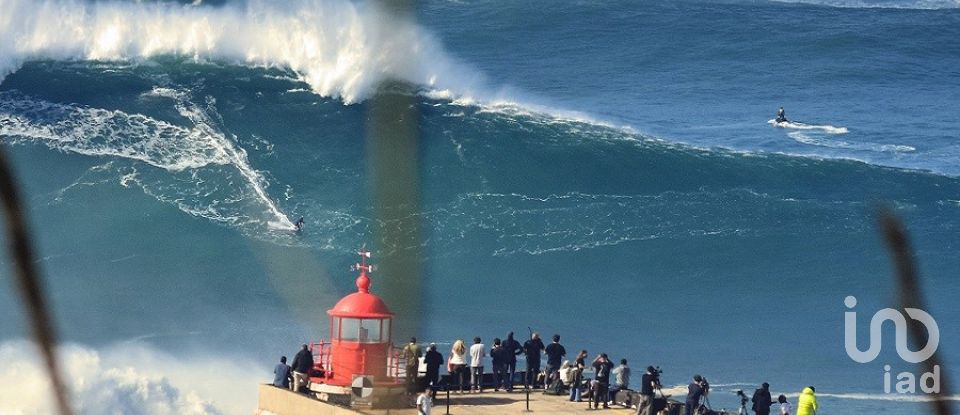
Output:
top-left (1, 0), bottom-right (959, 414)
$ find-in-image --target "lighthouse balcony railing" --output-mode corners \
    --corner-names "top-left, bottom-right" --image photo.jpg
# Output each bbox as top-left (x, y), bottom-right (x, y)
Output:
top-left (308, 340), bottom-right (334, 381)
top-left (308, 340), bottom-right (406, 384)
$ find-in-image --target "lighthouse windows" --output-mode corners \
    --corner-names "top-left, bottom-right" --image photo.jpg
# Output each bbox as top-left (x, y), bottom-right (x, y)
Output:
top-left (334, 317), bottom-right (389, 343)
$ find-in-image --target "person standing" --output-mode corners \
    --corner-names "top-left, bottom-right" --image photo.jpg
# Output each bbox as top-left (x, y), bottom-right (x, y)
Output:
top-left (272, 356), bottom-right (291, 388)
top-left (291, 344), bottom-right (314, 393)
top-left (796, 387), bottom-right (818, 415)
top-left (402, 337), bottom-right (423, 394)
top-left (490, 338), bottom-right (507, 391)
top-left (685, 375), bottom-right (706, 415)
top-left (502, 332), bottom-right (522, 391)
top-left (469, 337), bottom-right (486, 392)
top-left (591, 353), bottom-right (614, 409)
top-left (448, 339), bottom-right (468, 393)
top-left (544, 334), bottom-right (566, 387)
top-left (523, 332), bottom-right (545, 388)
top-left (568, 349), bottom-right (588, 402)
top-left (636, 366), bottom-right (660, 415)
top-left (609, 358), bottom-right (631, 405)
top-left (416, 388), bottom-right (434, 415)
top-left (778, 394), bottom-right (792, 415)
top-left (752, 382), bottom-right (773, 415)
top-left (423, 343), bottom-right (444, 387)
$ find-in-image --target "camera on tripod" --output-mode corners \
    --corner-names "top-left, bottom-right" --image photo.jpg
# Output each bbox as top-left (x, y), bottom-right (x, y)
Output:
top-left (650, 366), bottom-right (664, 388)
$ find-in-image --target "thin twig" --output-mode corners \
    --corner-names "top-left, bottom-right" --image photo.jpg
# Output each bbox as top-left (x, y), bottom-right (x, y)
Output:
top-left (879, 208), bottom-right (952, 415)
top-left (0, 147), bottom-right (73, 415)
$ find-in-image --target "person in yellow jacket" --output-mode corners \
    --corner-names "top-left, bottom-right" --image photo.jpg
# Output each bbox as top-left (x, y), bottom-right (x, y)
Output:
top-left (797, 386), bottom-right (818, 415)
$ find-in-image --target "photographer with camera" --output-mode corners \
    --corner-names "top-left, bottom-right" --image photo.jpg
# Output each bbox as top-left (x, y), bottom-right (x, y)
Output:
top-left (685, 375), bottom-right (707, 415)
top-left (635, 365), bottom-right (662, 415)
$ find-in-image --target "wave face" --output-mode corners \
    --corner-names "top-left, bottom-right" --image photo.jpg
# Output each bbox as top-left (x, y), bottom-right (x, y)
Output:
top-left (0, 0), bottom-right (480, 103)
top-left (2, 1), bottom-right (960, 414)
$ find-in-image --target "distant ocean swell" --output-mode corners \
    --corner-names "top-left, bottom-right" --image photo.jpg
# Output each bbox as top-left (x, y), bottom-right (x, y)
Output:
top-left (773, 0), bottom-right (960, 9)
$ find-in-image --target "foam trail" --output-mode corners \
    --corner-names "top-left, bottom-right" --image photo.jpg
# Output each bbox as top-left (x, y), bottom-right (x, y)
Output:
top-left (789, 131), bottom-right (916, 153)
top-left (768, 119), bottom-right (849, 134)
top-left (151, 88), bottom-right (294, 229)
top-left (0, 89), bottom-right (294, 231)
top-left (0, 0), bottom-right (483, 104)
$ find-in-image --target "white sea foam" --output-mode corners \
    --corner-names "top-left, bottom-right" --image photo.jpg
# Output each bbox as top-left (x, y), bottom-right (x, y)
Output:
top-left (788, 131), bottom-right (916, 153)
top-left (0, 339), bottom-right (265, 415)
top-left (0, 0), bottom-right (483, 104)
top-left (0, 89), bottom-right (295, 231)
top-left (0, 91), bottom-right (229, 171)
top-left (768, 119), bottom-right (849, 135)
top-left (771, 0), bottom-right (959, 9)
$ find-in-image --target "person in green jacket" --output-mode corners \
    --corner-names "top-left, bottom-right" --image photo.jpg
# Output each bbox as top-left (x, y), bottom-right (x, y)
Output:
top-left (796, 386), bottom-right (818, 415)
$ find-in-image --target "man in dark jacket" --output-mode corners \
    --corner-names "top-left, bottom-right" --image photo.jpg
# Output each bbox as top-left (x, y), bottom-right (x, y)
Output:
top-left (490, 338), bottom-right (507, 391)
top-left (591, 353), bottom-right (614, 409)
top-left (502, 332), bottom-right (522, 391)
top-left (423, 343), bottom-right (444, 388)
top-left (522, 332), bottom-right (545, 388)
top-left (291, 344), bottom-right (314, 393)
top-left (685, 375), bottom-right (706, 415)
top-left (637, 366), bottom-right (660, 415)
top-left (544, 334), bottom-right (566, 387)
top-left (751, 382), bottom-right (773, 415)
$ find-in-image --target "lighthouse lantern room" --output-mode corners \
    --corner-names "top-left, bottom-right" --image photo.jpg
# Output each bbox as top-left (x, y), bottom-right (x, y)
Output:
top-left (325, 248), bottom-right (395, 386)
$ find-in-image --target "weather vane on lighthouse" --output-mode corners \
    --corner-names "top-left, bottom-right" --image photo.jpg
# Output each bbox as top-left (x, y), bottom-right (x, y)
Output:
top-left (350, 246), bottom-right (377, 293)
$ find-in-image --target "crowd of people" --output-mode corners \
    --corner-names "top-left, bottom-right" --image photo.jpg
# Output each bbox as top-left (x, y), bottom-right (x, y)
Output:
top-left (273, 335), bottom-right (820, 415)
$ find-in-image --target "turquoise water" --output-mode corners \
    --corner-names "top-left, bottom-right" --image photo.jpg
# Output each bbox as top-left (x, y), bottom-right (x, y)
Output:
top-left (1, 0), bottom-right (958, 413)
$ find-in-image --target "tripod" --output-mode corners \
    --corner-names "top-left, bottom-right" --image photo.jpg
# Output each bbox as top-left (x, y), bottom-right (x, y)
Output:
top-left (736, 391), bottom-right (749, 415)
top-left (697, 395), bottom-right (713, 415)
top-left (738, 397), bottom-right (749, 415)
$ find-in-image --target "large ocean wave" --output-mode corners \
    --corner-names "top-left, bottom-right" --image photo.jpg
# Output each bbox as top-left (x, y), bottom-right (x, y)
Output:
top-left (0, 0), bottom-right (483, 104)
top-left (0, 339), bottom-right (262, 415)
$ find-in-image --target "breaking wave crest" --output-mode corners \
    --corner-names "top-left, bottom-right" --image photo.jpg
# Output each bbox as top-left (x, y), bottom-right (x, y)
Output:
top-left (0, 339), bottom-right (265, 415)
top-left (0, 0), bottom-right (481, 104)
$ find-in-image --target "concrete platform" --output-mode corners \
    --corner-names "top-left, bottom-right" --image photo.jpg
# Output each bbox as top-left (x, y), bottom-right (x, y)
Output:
top-left (258, 384), bottom-right (644, 415)
top-left (393, 389), bottom-right (638, 415)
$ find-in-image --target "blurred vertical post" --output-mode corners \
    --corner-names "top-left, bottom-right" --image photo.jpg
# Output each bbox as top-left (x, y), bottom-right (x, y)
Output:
top-left (366, 0), bottom-right (422, 339)
top-left (879, 209), bottom-right (952, 415)
top-left (0, 147), bottom-right (73, 415)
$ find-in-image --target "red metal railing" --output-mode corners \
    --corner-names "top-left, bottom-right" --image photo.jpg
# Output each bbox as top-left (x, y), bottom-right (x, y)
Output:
top-left (308, 340), bottom-right (334, 381)
top-left (309, 340), bottom-right (406, 384)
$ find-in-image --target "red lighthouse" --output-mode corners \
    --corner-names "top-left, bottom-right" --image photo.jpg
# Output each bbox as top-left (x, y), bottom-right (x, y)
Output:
top-left (324, 248), bottom-right (394, 387)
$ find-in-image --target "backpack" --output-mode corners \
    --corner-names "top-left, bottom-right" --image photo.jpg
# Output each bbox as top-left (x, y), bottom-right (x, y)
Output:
top-left (544, 378), bottom-right (565, 395)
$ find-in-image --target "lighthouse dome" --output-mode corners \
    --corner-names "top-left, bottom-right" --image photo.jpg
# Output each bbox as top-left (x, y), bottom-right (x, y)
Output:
top-left (326, 269), bottom-right (393, 318)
